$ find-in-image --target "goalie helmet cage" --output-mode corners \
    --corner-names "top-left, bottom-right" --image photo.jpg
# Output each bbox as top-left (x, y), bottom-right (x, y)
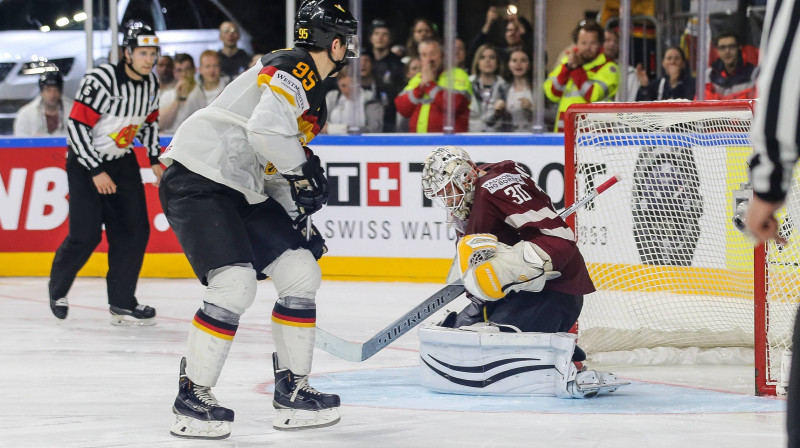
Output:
top-left (564, 100), bottom-right (797, 396)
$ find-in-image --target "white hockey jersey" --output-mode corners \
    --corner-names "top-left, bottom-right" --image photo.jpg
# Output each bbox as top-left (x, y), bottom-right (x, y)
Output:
top-left (160, 48), bottom-right (328, 206)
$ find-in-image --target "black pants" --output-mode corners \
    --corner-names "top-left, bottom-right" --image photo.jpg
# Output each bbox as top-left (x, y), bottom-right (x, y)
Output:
top-left (49, 152), bottom-right (150, 309)
top-left (158, 162), bottom-right (306, 285)
top-left (452, 289), bottom-right (583, 333)
top-left (789, 307), bottom-right (799, 448)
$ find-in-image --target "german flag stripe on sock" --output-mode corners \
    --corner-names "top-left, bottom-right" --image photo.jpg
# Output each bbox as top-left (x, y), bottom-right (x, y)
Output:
top-left (192, 309), bottom-right (237, 341)
top-left (271, 302), bottom-right (316, 328)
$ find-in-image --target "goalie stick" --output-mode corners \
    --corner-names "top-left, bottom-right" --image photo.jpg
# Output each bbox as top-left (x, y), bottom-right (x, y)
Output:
top-left (315, 174), bottom-right (622, 362)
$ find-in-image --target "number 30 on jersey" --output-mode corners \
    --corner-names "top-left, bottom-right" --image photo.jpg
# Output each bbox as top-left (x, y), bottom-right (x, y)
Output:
top-left (504, 184), bottom-right (532, 204)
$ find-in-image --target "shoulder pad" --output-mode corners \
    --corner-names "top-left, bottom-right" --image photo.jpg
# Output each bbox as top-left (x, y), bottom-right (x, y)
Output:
top-left (261, 49), bottom-right (315, 78)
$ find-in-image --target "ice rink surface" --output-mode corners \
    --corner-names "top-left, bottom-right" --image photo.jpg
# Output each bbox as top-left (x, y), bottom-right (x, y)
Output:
top-left (0, 277), bottom-right (787, 447)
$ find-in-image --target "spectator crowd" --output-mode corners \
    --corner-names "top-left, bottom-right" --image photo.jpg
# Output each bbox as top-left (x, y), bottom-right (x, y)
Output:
top-left (11, 7), bottom-right (762, 136)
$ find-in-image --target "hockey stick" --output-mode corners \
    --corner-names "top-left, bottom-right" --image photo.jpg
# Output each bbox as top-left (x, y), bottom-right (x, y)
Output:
top-left (315, 174), bottom-right (622, 362)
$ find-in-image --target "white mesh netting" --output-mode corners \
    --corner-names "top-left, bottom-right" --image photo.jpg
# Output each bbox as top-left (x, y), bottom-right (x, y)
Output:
top-left (568, 103), bottom-right (797, 392)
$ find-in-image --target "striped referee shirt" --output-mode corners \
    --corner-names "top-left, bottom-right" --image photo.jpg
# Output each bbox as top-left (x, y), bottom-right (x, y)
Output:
top-left (749, 0), bottom-right (800, 202)
top-left (67, 63), bottom-right (160, 175)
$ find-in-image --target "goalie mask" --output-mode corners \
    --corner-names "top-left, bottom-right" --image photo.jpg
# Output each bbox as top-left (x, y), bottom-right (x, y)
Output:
top-left (421, 146), bottom-right (477, 221)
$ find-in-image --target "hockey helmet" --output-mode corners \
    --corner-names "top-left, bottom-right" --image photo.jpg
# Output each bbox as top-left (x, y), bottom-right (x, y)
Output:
top-left (121, 20), bottom-right (160, 51)
top-left (295, 0), bottom-right (359, 59)
top-left (38, 64), bottom-right (63, 91)
top-left (421, 146), bottom-right (478, 220)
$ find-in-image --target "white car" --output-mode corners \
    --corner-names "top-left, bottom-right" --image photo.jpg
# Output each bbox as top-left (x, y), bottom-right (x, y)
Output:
top-left (0, 0), bottom-right (253, 133)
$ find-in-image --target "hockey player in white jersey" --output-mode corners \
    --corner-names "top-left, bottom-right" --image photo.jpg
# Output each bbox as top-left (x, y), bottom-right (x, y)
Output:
top-left (158, 0), bottom-right (358, 439)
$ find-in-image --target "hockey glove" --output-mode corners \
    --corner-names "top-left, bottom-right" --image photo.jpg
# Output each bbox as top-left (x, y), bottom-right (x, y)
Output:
top-left (284, 147), bottom-right (329, 224)
top-left (458, 234), bottom-right (561, 302)
top-left (301, 224), bottom-right (328, 260)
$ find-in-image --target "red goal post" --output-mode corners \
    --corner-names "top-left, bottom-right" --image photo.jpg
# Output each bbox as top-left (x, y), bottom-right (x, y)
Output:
top-left (563, 100), bottom-right (794, 396)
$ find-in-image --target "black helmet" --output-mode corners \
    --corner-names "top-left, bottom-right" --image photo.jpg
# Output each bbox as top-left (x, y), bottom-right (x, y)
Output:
top-left (121, 20), bottom-right (160, 51)
top-left (295, 0), bottom-right (358, 58)
top-left (38, 65), bottom-right (63, 91)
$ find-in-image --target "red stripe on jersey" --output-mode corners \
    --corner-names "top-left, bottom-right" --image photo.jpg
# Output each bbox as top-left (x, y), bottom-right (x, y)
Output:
top-left (297, 111), bottom-right (321, 144)
top-left (69, 101), bottom-right (101, 127)
top-left (145, 109), bottom-right (159, 123)
top-left (259, 65), bottom-right (279, 77)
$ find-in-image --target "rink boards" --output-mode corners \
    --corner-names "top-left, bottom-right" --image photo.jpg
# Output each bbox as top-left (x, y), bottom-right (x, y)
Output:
top-left (0, 134), bottom-right (566, 281)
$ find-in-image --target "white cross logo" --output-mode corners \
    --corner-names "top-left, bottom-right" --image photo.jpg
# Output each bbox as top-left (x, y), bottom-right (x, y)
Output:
top-left (369, 166), bottom-right (398, 203)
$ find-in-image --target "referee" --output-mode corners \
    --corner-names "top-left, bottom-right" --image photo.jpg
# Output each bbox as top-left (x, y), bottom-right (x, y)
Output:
top-left (746, 1), bottom-right (800, 446)
top-left (48, 21), bottom-right (163, 326)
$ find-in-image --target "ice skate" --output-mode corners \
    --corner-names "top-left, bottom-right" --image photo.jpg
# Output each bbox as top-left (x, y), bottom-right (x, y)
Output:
top-left (109, 304), bottom-right (156, 326)
top-left (49, 297), bottom-right (68, 320)
top-left (170, 357), bottom-right (234, 440)
top-left (566, 369), bottom-right (630, 398)
top-left (272, 353), bottom-right (340, 430)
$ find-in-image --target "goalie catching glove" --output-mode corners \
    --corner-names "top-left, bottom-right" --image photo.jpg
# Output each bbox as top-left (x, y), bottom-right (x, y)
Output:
top-left (457, 234), bottom-right (561, 302)
top-left (284, 147), bottom-right (329, 224)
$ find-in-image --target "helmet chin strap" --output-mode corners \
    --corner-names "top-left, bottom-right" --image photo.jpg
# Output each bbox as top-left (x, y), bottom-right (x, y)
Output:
top-left (326, 47), bottom-right (347, 77)
top-left (124, 49), bottom-right (150, 79)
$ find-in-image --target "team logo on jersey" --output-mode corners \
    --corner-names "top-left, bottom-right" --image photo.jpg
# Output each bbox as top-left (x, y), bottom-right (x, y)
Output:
top-left (108, 124), bottom-right (141, 148)
top-left (265, 162), bottom-right (278, 175)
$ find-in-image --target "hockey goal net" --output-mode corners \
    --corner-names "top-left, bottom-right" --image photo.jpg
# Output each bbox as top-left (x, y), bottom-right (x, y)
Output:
top-left (564, 100), bottom-right (797, 396)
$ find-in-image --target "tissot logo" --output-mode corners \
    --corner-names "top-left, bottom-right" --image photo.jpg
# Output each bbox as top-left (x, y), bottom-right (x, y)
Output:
top-left (327, 163), bottom-right (360, 206)
top-left (367, 163), bottom-right (401, 206)
top-left (326, 162), bottom-right (403, 208)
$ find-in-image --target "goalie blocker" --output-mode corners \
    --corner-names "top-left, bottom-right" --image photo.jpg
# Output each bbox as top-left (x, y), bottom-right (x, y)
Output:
top-left (419, 323), bottom-right (628, 398)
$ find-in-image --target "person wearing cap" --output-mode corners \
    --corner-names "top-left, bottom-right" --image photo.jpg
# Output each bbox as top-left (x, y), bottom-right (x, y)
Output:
top-left (13, 66), bottom-right (74, 136)
top-left (47, 20), bottom-right (162, 325)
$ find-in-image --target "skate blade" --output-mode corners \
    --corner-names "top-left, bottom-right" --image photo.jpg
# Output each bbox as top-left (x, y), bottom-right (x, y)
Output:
top-left (110, 315), bottom-right (156, 326)
top-left (272, 407), bottom-right (340, 430)
top-left (170, 415), bottom-right (231, 439)
top-left (578, 380), bottom-right (631, 397)
top-left (598, 380), bottom-right (631, 395)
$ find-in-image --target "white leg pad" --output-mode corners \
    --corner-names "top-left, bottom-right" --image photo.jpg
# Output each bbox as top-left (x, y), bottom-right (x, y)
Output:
top-left (419, 323), bottom-right (629, 398)
top-left (186, 264), bottom-right (256, 387)
top-left (272, 296), bottom-right (316, 376)
top-left (265, 249), bottom-right (320, 375)
top-left (263, 249), bottom-right (321, 300)
top-left (202, 263), bottom-right (257, 315)
top-left (419, 324), bottom-right (578, 396)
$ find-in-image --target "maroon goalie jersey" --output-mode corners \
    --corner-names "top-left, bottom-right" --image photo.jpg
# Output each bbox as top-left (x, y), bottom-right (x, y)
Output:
top-left (464, 161), bottom-right (595, 296)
